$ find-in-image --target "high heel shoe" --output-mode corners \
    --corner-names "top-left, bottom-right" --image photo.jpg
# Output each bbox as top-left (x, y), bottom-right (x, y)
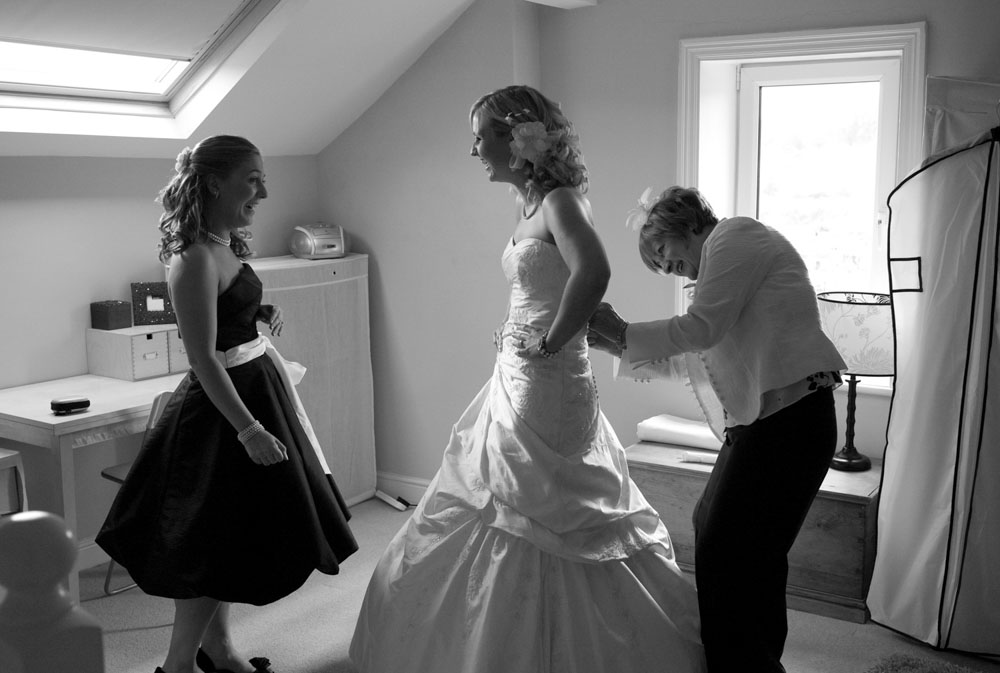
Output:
top-left (195, 649), bottom-right (218, 673)
top-left (196, 648), bottom-right (275, 673)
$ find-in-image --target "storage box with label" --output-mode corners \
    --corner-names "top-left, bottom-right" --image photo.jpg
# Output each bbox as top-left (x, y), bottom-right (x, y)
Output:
top-left (86, 325), bottom-right (175, 381)
top-left (167, 329), bottom-right (189, 373)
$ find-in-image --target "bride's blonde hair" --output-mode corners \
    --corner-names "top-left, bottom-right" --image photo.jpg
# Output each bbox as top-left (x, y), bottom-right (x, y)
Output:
top-left (470, 85), bottom-right (588, 209)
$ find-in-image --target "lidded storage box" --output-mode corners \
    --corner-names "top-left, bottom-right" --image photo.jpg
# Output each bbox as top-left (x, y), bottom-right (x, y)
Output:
top-left (90, 300), bottom-right (132, 330)
top-left (86, 325), bottom-right (178, 380)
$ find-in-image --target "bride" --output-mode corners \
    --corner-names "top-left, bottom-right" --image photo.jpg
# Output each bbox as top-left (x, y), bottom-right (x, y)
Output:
top-left (349, 85), bottom-right (705, 673)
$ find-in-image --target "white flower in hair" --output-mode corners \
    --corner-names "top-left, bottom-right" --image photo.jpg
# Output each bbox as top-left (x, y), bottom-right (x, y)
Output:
top-left (175, 147), bottom-right (193, 174)
top-left (509, 121), bottom-right (556, 170)
top-left (625, 187), bottom-right (658, 230)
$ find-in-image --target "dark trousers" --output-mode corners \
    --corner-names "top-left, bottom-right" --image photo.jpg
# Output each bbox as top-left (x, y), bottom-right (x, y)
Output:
top-left (693, 388), bottom-right (837, 673)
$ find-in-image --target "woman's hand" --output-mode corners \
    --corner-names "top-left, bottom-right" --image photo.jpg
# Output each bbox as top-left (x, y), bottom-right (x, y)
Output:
top-left (256, 304), bottom-right (284, 337)
top-left (587, 328), bottom-right (623, 358)
top-left (241, 429), bottom-right (288, 466)
top-left (514, 332), bottom-right (548, 359)
top-left (588, 302), bottom-right (629, 346)
top-left (500, 326), bottom-right (550, 359)
top-left (493, 322), bottom-right (507, 352)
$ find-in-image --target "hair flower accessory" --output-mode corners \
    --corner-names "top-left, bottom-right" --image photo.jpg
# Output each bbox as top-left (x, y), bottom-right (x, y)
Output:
top-left (174, 147), bottom-right (193, 174)
top-left (509, 121), bottom-right (556, 170)
top-left (625, 186), bottom-right (658, 230)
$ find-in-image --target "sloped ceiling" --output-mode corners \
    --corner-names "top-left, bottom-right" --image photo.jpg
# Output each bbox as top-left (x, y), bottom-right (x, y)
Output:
top-left (0, 0), bottom-right (475, 158)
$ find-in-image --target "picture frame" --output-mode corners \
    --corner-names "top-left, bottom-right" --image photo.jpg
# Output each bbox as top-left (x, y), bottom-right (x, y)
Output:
top-left (130, 281), bottom-right (176, 325)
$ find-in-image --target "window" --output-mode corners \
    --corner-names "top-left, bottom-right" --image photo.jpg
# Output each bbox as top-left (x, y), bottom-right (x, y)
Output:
top-left (676, 24), bottom-right (926, 391)
top-left (0, 0), bottom-right (291, 138)
top-left (736, 58), bottom-right (900, 294)
top-left (0, 41), bottom-right (187, 96)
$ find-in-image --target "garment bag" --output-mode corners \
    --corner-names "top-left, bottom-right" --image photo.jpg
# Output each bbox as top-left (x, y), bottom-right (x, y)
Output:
top-left (867, 127), bottom-right (999, 655)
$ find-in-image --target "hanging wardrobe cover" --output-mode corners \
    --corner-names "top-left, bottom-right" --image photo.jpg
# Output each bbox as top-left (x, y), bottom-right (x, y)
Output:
top-left (867, 128), bottom-right (1000, 655)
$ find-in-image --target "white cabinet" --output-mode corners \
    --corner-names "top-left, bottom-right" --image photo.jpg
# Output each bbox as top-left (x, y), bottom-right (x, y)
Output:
top-left (252, 254), bottom-right (375, 506)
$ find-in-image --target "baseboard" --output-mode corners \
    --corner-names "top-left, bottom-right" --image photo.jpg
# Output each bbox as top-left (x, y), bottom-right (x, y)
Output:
top-left (346, 489), bottom-right (376, 507)
top-left (75, 535), bottom-right (109, 571)
top-left (375, 471), bottom-right (430, 506)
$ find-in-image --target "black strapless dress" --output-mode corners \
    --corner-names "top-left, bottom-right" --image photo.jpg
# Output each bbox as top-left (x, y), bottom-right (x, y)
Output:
top-left (97, 264), bottom-right (358, 605)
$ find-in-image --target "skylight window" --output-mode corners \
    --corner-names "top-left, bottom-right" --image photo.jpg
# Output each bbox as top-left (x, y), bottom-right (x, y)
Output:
top-left (0, 41), bottom-right (188, 96)
top-left (0, 0), bottom-right (291, 139)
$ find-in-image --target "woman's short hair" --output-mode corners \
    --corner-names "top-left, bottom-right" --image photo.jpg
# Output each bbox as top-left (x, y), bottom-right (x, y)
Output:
top-left (157, 135), bottom-right (260, 262)
top-left (638, 186), bottom-right (719, 273)
top-left (470, 85), bottom-right (588, 208)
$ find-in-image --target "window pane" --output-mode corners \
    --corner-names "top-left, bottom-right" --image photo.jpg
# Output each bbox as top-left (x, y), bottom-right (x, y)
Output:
top-left (0, 41), bottom-right (186, 95)
top-left (757, 82), bottom-right (882, 293)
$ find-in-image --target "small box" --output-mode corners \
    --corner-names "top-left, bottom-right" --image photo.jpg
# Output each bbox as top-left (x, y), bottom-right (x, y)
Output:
top-left (90, 301), bottom-right (133, 330)
top-left (86, 325), bottom-right (171, 381)
top-left (167, 329), bottom-right (190, 373)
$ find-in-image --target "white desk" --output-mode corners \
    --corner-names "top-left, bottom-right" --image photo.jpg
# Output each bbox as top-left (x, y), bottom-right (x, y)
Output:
top-left (0, 373), bottom-right (186, 602)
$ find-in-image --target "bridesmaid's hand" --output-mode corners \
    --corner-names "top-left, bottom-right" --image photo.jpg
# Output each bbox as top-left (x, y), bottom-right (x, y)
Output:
top-left (256, 304), bottom-right (285, 337)
top-left (242, 429), bottom-right (288, 466)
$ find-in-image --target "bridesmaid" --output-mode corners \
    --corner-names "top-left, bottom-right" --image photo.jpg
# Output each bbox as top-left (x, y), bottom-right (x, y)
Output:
top-left (97, 135), bottom-right (358, 673)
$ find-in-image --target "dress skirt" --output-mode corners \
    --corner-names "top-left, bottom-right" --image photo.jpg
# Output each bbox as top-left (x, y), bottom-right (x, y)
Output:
top-left (350, 348), bottom-right (705, 673)
top-left (97, 354), bottom-right (358, 605)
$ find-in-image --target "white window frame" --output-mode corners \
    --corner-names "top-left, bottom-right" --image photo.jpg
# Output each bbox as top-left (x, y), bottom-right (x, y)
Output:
top-left (675, 23), bottom-right (925, 395)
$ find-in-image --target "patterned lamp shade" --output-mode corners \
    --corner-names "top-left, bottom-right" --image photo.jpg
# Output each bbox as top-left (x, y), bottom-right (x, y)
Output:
top-left (817, 292), bottom-right (894, 377)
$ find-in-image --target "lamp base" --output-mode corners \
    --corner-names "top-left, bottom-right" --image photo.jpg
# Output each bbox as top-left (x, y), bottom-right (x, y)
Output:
top-left (831, 447), bottom-right (871, 472)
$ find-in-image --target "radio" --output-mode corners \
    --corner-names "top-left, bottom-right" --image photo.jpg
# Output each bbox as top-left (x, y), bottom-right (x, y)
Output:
top-left (289, 224), bottom-right (347, 260)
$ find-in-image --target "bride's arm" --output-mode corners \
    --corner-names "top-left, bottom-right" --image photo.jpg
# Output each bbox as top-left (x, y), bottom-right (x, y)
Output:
top-left (541, 188), bottom-right (610, 352)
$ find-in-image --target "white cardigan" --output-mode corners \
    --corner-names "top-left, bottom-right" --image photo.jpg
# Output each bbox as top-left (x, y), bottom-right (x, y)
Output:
top-left (624, 216), bottom-right (846, 427)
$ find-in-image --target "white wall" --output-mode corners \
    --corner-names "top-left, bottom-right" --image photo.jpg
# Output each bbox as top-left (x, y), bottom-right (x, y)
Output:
top-left (317, 0), bottom-right (1000, 486)
top-left (0, 154), bottom-right (321, 390)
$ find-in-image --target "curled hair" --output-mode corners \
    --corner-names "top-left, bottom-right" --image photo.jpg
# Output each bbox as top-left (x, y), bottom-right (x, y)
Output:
top-left (157, 135), bottom-right (259, 263)
top-left (470, 85), bottom-right (588, 209)
top-left (638, 186), bottom-right (719, 273)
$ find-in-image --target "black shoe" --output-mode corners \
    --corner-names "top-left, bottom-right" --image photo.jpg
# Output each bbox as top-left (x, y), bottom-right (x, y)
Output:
top-left (195, 649), bottom-right (218, 673)
top-left (249, 658), bottom-right (275, 672)
top-left (197, 648), bottom-right (275, 673)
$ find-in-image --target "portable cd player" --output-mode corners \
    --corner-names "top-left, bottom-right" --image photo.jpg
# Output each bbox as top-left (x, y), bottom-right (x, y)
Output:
top-left (289, 224), bottom-right (347, 259)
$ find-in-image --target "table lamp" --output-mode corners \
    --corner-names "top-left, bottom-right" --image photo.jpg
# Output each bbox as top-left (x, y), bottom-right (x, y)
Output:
top-left (816, 291), bottom-right (894, 471)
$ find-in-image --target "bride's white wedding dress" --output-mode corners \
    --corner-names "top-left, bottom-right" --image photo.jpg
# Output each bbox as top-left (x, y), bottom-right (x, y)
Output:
top-left (350, 238), bottom-right (705, 673)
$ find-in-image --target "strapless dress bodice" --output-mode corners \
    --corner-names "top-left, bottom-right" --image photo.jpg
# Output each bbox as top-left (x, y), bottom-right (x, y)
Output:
top-left (502, 237), bottom-right (569, 331)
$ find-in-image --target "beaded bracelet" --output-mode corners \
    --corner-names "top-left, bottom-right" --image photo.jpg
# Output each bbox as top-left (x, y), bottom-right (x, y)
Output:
top-left (538, 331), bottom-right (559, 359)
top-left (237, 419), bottom-right (264, 444)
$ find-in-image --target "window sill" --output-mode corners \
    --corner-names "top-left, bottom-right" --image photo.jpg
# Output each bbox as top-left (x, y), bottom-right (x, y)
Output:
top-left (836, 378), bottom-right (894, 398)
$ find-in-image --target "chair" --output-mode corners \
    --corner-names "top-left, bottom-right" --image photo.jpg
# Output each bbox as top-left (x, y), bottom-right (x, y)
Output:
top-left (0, 447), bottom-right (27, 516)
top-left (99, 390), bottom-right (172, 596)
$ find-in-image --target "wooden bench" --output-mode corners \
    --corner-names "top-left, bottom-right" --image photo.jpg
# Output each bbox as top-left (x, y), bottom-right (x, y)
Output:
top-left (627, 441), bottom-right (880, 623)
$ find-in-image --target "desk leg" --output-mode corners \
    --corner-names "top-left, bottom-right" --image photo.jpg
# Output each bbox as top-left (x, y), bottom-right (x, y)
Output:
top-left (58, 439), bottom-right (80, 605)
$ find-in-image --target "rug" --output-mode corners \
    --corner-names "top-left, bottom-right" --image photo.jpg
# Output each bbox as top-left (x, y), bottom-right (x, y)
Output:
top-left (864, 653), bottom-right (982, 673)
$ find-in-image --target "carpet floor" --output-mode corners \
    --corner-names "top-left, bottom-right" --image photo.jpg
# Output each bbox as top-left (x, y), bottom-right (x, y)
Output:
top-left (80, 499), bottom-right (1000, 673)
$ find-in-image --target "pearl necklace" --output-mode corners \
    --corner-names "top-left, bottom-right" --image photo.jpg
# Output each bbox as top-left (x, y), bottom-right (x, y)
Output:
top-left (206, 231), bottom-right (231, 246)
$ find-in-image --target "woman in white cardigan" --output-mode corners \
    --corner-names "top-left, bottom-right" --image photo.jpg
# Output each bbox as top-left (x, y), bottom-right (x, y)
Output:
top-left (589, 186), bottom-right (846, 673)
